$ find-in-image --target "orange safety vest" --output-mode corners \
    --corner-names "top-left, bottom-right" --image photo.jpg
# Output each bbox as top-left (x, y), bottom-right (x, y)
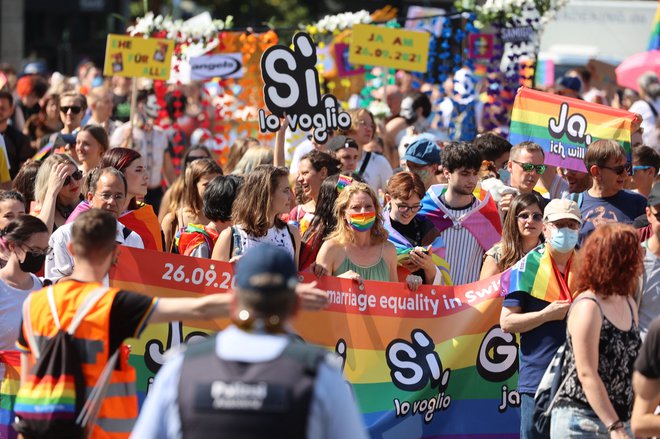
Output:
top-left (22, 281), bottom-right (138, 439)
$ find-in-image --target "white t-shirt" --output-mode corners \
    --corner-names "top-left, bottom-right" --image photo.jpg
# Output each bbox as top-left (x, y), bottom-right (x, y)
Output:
top-left (357, 151), bottom-right (393, 193)
top-left (45, 221), bottom-right (144, 282)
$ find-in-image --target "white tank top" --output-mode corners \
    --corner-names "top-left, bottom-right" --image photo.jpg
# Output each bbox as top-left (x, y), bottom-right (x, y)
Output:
top-left (234, 225), bottom-right (295, 259)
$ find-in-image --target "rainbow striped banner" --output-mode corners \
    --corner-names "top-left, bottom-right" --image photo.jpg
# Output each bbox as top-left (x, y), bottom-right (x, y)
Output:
top-left (649, 0), bottom-right (660, 50)
top-left (0, 351), bottom-right (20, 439)
top-left (110, 248), bottom-right (521, 438)
top-left (509, 87), bottom-right (636, 173)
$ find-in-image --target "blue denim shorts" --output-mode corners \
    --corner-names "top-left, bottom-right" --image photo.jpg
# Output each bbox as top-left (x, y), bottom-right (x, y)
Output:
top-left (550, 405), bottom-right (632, 438)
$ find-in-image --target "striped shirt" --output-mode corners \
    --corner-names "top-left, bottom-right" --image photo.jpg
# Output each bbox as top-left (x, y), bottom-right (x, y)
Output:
top-left (439, 197), bottom-right (484, 285)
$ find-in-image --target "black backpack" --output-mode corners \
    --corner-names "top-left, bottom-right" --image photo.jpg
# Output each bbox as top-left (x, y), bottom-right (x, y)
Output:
top-left (13, 286), bottom-right (118, 439)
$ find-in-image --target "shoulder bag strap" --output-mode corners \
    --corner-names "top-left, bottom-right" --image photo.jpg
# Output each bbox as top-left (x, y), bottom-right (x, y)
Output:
top-left (645, 99), bottom-right (659, 118)
top-left (357, 152), bottom-right (371, 178)
top-left (67, 287), bottom-right (110, 336)
top-left (21, 293), bottom-right (40, 359)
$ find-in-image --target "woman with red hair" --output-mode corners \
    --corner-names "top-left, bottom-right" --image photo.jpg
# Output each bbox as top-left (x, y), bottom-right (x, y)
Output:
top-left (551, 224), bottom-right (642, 438)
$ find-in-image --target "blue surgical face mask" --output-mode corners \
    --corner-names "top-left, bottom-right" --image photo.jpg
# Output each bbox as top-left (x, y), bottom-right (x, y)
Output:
top-left (498, 168), bottom-right (510, 183)
top-left (550, 227), bottom-right (579, 253)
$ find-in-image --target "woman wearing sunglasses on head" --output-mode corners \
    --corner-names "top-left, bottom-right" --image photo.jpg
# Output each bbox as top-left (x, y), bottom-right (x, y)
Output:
top-left (0, 215), bottom-right (49, 437)
top-left (31, 153), bottom-right (82, 233)
top-left (480, 192), bottom-right (546, 279)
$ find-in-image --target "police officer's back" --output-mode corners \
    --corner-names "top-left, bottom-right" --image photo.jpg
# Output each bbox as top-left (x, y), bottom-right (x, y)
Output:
top-left (131, 245), bottom-right (368, 438)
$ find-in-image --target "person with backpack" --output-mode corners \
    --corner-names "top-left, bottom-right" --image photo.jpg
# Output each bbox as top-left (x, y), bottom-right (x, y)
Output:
top-left (131, 244), bottom-right (367, 439)
top-left (14, 208), bottom-right (235, 439)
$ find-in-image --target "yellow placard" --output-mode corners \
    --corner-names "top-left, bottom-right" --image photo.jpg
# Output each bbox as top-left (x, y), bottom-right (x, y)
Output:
top-left (103, 34), bottom-right (174, 80)
top-left (349, 24), bottom-right (430, 73)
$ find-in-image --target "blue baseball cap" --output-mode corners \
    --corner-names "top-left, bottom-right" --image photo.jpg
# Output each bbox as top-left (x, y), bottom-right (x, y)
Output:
top-left (403, 138), bottom-right (441, 165)
top-left (235, 245), bottom-right (298, 293)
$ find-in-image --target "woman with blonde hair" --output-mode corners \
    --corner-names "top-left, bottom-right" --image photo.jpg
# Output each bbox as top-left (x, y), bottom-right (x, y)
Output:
top-left (31, 153), bottom-right (82, 232)
top-left (316, 182), bottom-right (398, 284)
top-left (212, 165), bottom-right (300, 265)
top-left (162, 158), bottom-right (222, 251)
top-left (551, 224), bottom-right (642, 438)
top-left (224, 137), bottom-right (260, 174)
top-left (231, 146), bottom-right (273, 175)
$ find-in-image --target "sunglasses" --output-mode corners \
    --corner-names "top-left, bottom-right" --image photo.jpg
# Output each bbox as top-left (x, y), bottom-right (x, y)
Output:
top-left (599, 163), bottom-right (632, 176)
top-left (650, 208), bottom-right (660, 222)
top-left (512, 160), bottom-right (546, 174)
top-left (64, 170), bottom-right (83, 186)
top-left (60, 105), bottom-right (82, 115)
top-left (633, 165), bottom-right (653, 172)
top-left (517, 212), bottom-right (543, 222)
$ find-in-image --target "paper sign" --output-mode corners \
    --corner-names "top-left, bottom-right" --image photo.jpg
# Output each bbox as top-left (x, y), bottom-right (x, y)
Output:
top-left (509, 87), bottom-right (636, 172)
top-left (259, 32), bottom-right (351, 144)
top-left (349, 24), bottom-right (430, 73)
top-left (190, 53), bottom-right (244, 80)
top-left (500, 27), bottom-right (534, 44)
top-left (103, 34), bottom-right (174, 80)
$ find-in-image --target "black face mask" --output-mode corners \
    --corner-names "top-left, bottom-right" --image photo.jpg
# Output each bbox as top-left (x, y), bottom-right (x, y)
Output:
top-left (19, 252), bottom-right (46, 274)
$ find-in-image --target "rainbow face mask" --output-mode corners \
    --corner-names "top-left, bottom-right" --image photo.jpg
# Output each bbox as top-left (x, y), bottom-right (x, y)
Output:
top-left (347, 211), bottom-right (376, 232)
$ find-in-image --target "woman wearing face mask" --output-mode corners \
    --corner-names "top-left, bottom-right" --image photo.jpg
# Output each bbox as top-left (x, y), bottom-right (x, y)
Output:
top-left (0, 215), bottom-right (49, 435)
top-left (290, 150), bottom-right (340, 236)
top-left (384, 172), bottom-right (451, 286)
top-left (316, 182), bottom-right (399, 285)
top-left (480, 193), bottom-right (545, 279)
top-left (31, 153), bottom-right (82, 233)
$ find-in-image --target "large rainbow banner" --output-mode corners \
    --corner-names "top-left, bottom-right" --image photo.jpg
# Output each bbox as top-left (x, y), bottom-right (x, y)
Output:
top-left (110, 247), bottom-right (521, 438)
top-left (509, 87), bottom-right (636, 172)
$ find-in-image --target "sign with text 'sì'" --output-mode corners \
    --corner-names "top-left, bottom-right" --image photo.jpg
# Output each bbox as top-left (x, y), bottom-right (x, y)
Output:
top-left (259, 32), bottom-right (351, 144)
top-left (349, 24), bottom-right (430, 73)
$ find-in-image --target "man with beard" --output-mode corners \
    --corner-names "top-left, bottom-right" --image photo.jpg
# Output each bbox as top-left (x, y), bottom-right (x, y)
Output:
top-left (418, 141), bottom-right (502, 284)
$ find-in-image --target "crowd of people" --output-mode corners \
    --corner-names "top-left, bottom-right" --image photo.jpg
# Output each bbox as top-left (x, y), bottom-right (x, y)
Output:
top-left (0, 55), bottom-right (658, 439)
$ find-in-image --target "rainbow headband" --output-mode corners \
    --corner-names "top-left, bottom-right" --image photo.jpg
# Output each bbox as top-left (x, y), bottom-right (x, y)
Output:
top-left (348, 211), bottom-right (376, 232)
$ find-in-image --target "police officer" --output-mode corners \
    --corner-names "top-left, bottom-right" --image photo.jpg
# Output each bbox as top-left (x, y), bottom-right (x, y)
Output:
top-left (132, 244), bottom-right (367, 439)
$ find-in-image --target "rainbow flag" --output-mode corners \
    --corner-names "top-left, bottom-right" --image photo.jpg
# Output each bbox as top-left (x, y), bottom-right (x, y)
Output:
top-left (111, 247), bottom-right (521, 437)
top-left (509, 87), bottom-right (636, 173)
top-left (0, 351), bottom-right (21, 439)
top-left (31, 142), bottom-right (54, 161)
top-left (419, 184), bottom-right (502, 253)
top-left (383, 212), bottom-right (452, 285)
top-left (649, 0), bottom-right (660, 50)
top-left (175, 224), bottom-right (218, 256)
top-left (120, 203), bottom-right (164, 252)
top-left (500, 245), bottom-right (577, 302)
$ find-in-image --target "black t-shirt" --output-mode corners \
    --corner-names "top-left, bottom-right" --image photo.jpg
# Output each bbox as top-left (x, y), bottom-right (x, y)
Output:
top-left (112, 93), bottom-right (131, 123)
top-left (391, 216), bottom-right (436, 283)
top-left (636, 317), bottom-right (660, 379)
top-left (17, 289), bottom-right (155, 356)
top-left (1, 125), bottom-right (33, 179)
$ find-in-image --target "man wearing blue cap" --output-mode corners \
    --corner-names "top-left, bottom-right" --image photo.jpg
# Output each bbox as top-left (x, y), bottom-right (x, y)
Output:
top-left (132, 244), bottom-right (367, 439)
top-left (403, 137), bottom-right (441, 189)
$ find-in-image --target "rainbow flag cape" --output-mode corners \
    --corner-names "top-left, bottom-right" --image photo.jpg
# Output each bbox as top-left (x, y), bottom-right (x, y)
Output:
top-left (418, 184), bottom-right (502, 252)
top-left (383, 212), bottom-right (452, 285)
top-left (500, 245), bottom-right (577, 302)
top-left (120, 203), bottom-right (164, 252)
top-left (176, 224), bottom-right (219, 257)
top-left (509, 87), bottom-right (636, 173)
top-left (649, 0), bottom-right (660, 50)
top-left (110, 247), bottom-right (520, 437)
top-left (0, 351), bottom-right (21, 439)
